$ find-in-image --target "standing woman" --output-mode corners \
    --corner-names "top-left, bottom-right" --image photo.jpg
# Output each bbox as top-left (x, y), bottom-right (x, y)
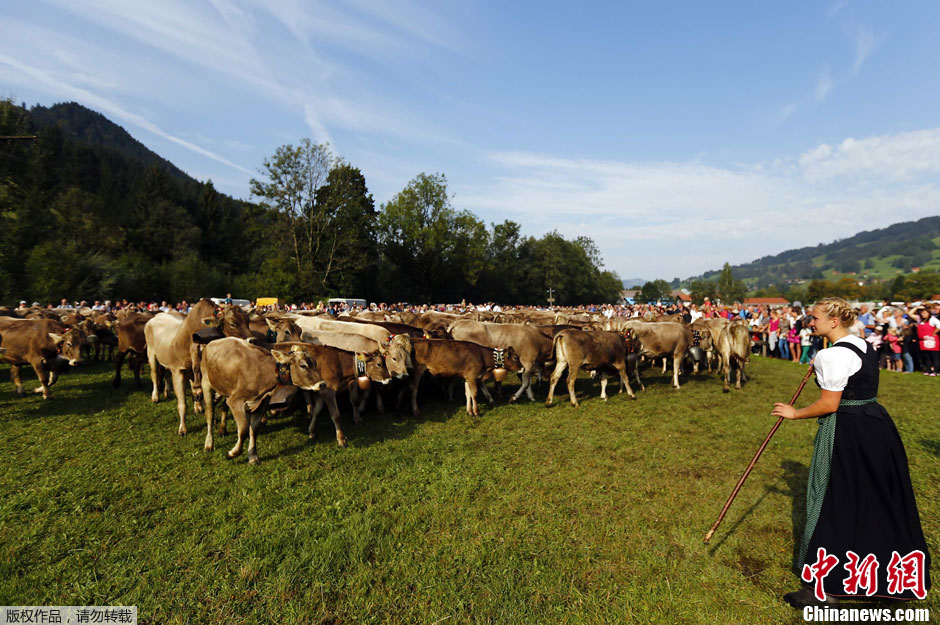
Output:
top-left (772, 298), bottom-right (930, 608)
top-left (915, 307), bottom-right (940, 375)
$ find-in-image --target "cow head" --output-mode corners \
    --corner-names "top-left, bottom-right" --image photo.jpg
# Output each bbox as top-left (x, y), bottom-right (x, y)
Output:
top-left (360, 350), bottom-right (392, 385)
top-left (384, 334), bottom-right (413, 377)
top-left (204, 306), bottom-right (255, 342)
top-left (501, 346), bottom-right (523, 372)
top-left (265, 317), bottom-right (302, 343)
top-left (695, 329), bottom-right (712, 350)
top-left (49, 328), bottom-right (86, 365)
top-left (621, 329), bottom-right (641, 354)
top-left (271, 345), bottom-right (325, 391)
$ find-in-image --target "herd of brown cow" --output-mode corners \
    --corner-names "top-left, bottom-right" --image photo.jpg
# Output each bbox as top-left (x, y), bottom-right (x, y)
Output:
top-left (0, 301), bottom-right (753, 465)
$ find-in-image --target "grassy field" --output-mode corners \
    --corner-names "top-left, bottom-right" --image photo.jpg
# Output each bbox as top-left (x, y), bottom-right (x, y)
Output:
top-left (1, 355), bottom-right (937, 624)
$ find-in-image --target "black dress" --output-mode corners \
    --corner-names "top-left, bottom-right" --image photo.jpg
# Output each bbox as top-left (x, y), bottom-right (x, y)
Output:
top-left (801, 341), bottom-right (931, 600)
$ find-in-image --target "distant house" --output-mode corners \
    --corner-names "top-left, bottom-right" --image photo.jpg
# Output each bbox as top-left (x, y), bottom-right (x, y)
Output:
top-left (620, 289), bottom-right (639, 305)
top-left (671, 290), bottom-right (691, 303)
top-left (743, 297), bottom-right (789, 307)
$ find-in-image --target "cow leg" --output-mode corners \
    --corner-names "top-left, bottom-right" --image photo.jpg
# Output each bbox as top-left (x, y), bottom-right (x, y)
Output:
top-left (348, 386), bottom-right (362, 425)
top-left (722, 358), bottom-right (731, 392)
top-left (465, 378), bottom-right (479, 416)
top-left (493, 380), bottom-right (503, 400)
top-left (308, 394), bottom-right (325, 438)
top-left (544, 360), bottom-right (568, 407)
top-left (446, 378), bottom-right (458, 403)
top-left (171, 370), bottom-right (188, 435)
top-left (131, 353), bottom-right (144, 389)
top-left (374, 387), bottom-right (386, 414)
top-left (31, 359), bottom-right (52, 399)
top-left (616, 361), bottom-right (636, 399)
top-left (661, 358), bottom-right (667, 374)
top-left (112, 350), bottom-right (126, 388)
top-left (599, 371), bottom-right (609, 401)
top-left (202, 376), bottom-right (215, 452)
top-left (148, 347), bottom-right (161, 403)
top-left (246, 405), bottom-right (264, 465)
top-left (633, 361), bottom-right (645, 392)
top-left (356, 386), bottom-right (370, 414)
top-left (226, 399), bottom-right (247, 460)
top-left (565, 364), bottom-right (579, 407)
top-left (10, 364), bottom-right (26, 396)
top-left (323, 390), bottom-right (348, 448)
top-left (47, 363), bottom-right (60, 388)
top-left (672, 354), bottom-right (682, 390)
top-left (409, 366), bottom-right (427, 418)
top-left (735, 360), bottom-right (743, 390)
top-left (510, 369), bottom-right (534, 404)
top-left (190, 378), bottom-right (204, 415)
top-left (214, 392), bottom-right (228, 435)
top-left (479, 380), bottom-right (495, 406)
top-left (464, 380), bottom-right (472, 415)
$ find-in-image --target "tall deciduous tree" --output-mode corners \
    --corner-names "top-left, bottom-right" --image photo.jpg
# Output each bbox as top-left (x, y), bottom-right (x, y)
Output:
top-left (313, 162), bottom-right (378, 297)
top-left (716, 262), bottom-right (746, 304)
top-left (377, 173), bottom-right (487, 302)
top-left (250, 139), bottom-right (333, 297)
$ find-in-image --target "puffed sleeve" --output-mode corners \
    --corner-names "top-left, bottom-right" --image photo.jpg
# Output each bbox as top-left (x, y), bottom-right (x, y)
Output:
top-left (813, 347), bottom-right (862, 392)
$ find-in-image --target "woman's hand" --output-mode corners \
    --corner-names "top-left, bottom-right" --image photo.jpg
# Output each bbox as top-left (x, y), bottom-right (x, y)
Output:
top-left (772, 403), bottom-right (798, 419)
top-left (772, 389), bottom-right (842, 420)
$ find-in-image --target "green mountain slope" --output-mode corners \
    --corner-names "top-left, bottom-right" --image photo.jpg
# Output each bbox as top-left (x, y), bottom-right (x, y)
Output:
top-left (690, 217), bottom-right (940, 289)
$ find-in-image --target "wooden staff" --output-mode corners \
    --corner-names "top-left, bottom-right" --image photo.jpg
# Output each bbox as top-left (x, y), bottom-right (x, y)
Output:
top-left (703, 365), bottom-right (815, 544)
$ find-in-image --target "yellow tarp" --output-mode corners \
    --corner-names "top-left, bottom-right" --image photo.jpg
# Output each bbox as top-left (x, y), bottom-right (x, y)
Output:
top-left (256, 297), bottom-right (281, 307)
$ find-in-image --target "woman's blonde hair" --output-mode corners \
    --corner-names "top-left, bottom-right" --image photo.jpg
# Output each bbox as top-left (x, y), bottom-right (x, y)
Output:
top-left (814, 297), bottom-right (857, 328)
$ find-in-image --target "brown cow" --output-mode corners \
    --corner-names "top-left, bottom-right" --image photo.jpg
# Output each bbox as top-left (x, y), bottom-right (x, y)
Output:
top-left (0, 317), bottom-right (86, 398)
top-left (286, 326), bottom-right (409, 420)
top-left (448, 320), bottom-right (553, 403)
top-left (622, 320), bottom-right (693, 390)
top-left (717, 320), bottom-right (750, 391)
top-left (404, 338), bottom-right (522, 417)
top-left (691, 317), bottom-right (728, 373)
top-left (195, 339), bottom-right (326, 464)
top-left (545, 329), bottom-right (638, 407)
top-left (302, 344), bottom-right (392, 444)
top-left (145, 299), bottom-right (253, 435)
top-left (112, 310), bottom-right (154, 388)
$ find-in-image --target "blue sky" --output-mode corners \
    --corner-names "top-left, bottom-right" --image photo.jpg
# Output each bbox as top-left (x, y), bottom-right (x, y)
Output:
top-left (2, 1), bottom-right (940, 282)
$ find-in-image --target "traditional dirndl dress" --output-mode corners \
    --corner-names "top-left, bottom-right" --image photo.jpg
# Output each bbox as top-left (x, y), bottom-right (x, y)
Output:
top-left (800, 338), bottom-right (931, 600)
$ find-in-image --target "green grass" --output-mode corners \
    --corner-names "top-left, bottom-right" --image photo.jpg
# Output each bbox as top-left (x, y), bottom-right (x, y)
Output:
top-left (1, 357), bottom-right (938, 624)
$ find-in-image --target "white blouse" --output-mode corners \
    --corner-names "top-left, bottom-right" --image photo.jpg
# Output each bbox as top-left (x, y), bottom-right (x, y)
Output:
top-left (813, 335), bottom-right (868, 392)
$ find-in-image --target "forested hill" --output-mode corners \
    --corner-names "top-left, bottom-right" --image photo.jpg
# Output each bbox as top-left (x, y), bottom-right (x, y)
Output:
top-left (0, 100), bottom-right (622, 306)
top-left (690, 216), bottom-right (940, 289)
top-left (28, 102), bottom-right (189, 182)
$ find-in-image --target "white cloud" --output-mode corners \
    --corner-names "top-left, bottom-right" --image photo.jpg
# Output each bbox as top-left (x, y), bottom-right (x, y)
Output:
top-left (798, 128), bottom-right (940, 182)
top-left (459, 130), bottom-right (940, 279)
top-left (852, 26), bottom-right (877, 75)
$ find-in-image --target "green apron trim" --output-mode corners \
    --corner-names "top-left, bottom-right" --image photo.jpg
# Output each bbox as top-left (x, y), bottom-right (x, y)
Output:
top-left (799, 396), bottom-right (878, 566)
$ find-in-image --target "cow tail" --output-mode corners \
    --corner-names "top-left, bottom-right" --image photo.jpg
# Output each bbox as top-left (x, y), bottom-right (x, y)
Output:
top-left (552, 332), bottom-right (565, 363)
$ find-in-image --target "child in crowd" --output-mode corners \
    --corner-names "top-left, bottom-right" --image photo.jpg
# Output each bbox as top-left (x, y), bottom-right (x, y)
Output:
top-left (799, 324), bottom-right (813, 364)
top-left (884, 327), bottom-right (903, 371)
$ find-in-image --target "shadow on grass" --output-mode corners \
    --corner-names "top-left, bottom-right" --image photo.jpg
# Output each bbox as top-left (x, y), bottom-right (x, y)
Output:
top-left (773, 459), bottom-right (808, 574)
top-left (917, 438), bottom-right (940, 458)
top-left (707, 459), bottom-right (808, 571)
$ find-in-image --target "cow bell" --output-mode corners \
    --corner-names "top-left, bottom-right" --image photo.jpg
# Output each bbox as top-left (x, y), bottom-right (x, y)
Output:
top-left (492, 367), bottom-right (507, 382)
top-left (357, 375), bottom-right (371, 391)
